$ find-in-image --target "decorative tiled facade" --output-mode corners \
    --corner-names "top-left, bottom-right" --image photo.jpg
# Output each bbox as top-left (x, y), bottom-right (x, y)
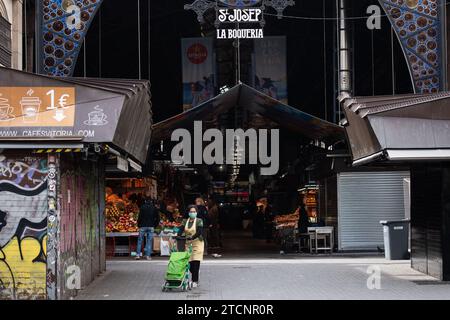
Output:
top-left (379, 0), bottom-right (444, 93)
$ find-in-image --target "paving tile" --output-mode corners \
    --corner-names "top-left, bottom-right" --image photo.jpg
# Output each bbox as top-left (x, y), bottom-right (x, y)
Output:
top-left (74, 256), bottom-right (450, 300)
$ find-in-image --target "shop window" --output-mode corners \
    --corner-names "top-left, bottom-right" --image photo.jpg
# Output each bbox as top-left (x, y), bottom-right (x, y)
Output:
top-left (0, 15), bottom-right (11, 68)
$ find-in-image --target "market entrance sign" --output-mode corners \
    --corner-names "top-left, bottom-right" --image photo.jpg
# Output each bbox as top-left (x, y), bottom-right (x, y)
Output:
top-left (185, 0), bottom-right (295, 39)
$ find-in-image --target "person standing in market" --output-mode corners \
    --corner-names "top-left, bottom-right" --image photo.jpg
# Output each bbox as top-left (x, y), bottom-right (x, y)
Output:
top-left (177, 205), bottom-right (205, 288)
top-left (253, 200), bottom-right (265, 239)
top-left (207, 198), bottom-right (222, 250)
top-left (259, 198), bottom-right (274, 243)
top-left (296, 197), bottom-right (311, 253)
top-left (194, 197), bottom-right (210, 255)
top-left (135, 193), bottom-right (160, 260)
top-left (298, 198), bottom-right (310, 234)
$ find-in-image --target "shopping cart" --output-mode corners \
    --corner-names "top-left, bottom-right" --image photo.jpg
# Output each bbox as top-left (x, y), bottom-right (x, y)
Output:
top-left (161, 237), bottom-right (193, 292)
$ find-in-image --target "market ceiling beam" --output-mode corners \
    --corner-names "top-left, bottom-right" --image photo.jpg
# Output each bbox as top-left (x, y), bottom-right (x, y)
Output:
top-left (152, 83), bottom-right (345, 144)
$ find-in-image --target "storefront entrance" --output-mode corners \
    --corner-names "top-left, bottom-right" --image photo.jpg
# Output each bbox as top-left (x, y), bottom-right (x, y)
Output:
top-left (142, 84), bottom-right (346, 257)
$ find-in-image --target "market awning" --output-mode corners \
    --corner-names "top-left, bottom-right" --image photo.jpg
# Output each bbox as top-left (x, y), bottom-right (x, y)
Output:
top-left (0, 67), bottom-right (152, 164)
top-left (340, 91), bottom-right (450, 166)
top-left (152, 83), bottom-right (344, 144)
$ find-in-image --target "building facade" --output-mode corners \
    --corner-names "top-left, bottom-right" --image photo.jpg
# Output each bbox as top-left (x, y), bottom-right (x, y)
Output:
top-left (0, 0), bottom-right (22, 69)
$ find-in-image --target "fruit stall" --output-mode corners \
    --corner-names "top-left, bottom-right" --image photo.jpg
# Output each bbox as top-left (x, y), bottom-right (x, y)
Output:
top-left (105, 178), bottom-right (150, 257)
top-left (272, 210), bottom-right (299, 253)
top-left (105, 187), bottom-right (140, 257)
top-left (105, 179), bottom-right (186, 257)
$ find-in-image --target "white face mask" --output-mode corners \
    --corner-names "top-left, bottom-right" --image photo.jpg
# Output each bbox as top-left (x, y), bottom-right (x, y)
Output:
top-left (189, 212), bottom-right (197, 219)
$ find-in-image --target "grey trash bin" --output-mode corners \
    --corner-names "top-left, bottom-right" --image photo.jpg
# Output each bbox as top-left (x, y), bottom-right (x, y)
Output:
top-left (380, 220), bottom-right (410, 260)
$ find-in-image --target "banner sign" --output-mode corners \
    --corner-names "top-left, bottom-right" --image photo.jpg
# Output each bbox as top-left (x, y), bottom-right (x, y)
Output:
top-left (253, 36), bottom-right (288, 104)
top-left (185, 0), bottom-right (295, 39)
top-left (182, 38), bottom-right (216, 111)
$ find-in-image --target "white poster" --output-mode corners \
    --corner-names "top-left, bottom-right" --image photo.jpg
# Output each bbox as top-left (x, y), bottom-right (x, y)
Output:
top-left (182, 38), bottom-right (215, 111)
top-left (253, 36), bottom-right (288, 104)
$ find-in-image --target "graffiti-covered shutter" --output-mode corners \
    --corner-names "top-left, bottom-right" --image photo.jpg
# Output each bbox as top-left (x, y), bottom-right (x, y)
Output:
top-left (0, 153), bottom-right (48, 300)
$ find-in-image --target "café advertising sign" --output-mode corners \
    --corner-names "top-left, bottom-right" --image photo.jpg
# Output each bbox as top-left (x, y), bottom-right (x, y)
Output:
top-left (185, 0), bottom-right (295, 39)
top-left (0, 87), bottom-right (76, 127)
top-left (0, 86), bottom-right (123, 142)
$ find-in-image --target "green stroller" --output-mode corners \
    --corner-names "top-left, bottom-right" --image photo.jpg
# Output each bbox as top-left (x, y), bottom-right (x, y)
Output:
top-left (162, 237), bottom-right (193, 292)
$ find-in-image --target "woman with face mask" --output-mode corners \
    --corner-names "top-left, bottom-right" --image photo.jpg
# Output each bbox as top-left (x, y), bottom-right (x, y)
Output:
top-left (177, 205), bottom-right (205, 288)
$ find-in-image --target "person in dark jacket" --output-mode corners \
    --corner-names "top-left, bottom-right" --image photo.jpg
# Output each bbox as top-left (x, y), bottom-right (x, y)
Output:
top-left (253, 201), bottom-right (265, 239)
top-left (195, 197), bottom-right (210, 255)
top-left (298, 201), bottom-right (310, 234)
top-left (135, 195), bottom-right (160, 260)
top-left (207, 198), bottom-right (222, 249)
top-left (260, 198), bottom-right (274, 243)
top-left (297, 199), bottom-right (311, 253)
top-left (184, 197), bottom-right (210, 224)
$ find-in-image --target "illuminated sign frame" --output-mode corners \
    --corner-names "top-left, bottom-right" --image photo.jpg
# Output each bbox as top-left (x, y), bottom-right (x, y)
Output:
top-left (185, 0), bottom-right (295, 39)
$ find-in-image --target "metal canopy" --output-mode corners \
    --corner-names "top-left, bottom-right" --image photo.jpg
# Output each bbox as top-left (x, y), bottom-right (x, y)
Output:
top-left (152, 83), bottom-right (344, 144)
top-left (0, 67), bottom-right (152, 164)
top-left (341, 92), bottom-right (450, 166)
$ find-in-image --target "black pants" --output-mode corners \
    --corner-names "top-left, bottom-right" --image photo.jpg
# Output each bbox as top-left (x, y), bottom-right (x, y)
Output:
top-left (265, 222), bottom-right (273, 241)
top-left (190, 261), bottom-right (201, 282)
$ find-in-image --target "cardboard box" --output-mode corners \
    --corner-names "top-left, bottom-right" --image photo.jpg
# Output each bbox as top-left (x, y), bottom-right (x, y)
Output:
top-left (153, 236), bottom-right (161, 252)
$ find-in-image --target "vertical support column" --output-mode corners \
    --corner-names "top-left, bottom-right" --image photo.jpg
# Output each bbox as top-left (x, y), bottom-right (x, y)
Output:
top-left (98, 157), bottom-right (106, 273)
top-left (11, 0), bottom-right (23, 70)
top-left (442, 165), bottom-right (450, 281)
top-left (46, 154), bottom-right (60, 300)
top-left (338, 0), bottom-right (352, 96)
top-left (336, 0), bottom-right (352, 124)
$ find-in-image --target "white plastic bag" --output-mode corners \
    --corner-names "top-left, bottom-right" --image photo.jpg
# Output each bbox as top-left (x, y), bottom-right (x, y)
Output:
top-left (160, 239), bottom-right (170, 256)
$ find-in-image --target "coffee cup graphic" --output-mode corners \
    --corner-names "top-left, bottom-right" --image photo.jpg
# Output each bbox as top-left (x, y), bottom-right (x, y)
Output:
top-left (0, 97), bottom-right (14, 122)
top-left (84, 106), bottom-right (108, 126)
top-left (20, 96), bottom-right (42, 123)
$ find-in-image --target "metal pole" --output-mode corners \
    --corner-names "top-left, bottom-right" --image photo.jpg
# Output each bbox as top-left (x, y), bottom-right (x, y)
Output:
top-left (391, 27), bottom-right (396, 95)
top-left (35, 0), bottom-right (40, 74)
top-left (148, 0), bottom-right (151, 80)
top-left (237, 37), bottom-right (241, 84)
top-left (235, 23), bottom-right (241, 85)
top-left (24, 0), bottom-right (27, 72)
top-left (337, 0), bottom-right (352, 123)
top-left (83, 40), bottom-right (87, 77)
top-left (99, 7), bottom-right (102, 77)
top-left (323, 0), bottom-right (327, 121)
top-left (371, 29), bottom-right (375, 96)
top-left (333, 0), bottom-right (338, 124)
top-left (338, 0), bottom-right (351, 97)
top-left (138, 0), bottom-right (142, 80)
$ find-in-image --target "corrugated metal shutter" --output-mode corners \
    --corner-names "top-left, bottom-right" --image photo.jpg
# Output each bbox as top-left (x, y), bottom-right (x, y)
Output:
top-left (338, 171), bottom-right (410, 250)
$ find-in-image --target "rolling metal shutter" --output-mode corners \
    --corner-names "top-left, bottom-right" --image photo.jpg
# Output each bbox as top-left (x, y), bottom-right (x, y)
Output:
top-left (337, 171), bottom-right (410, 250)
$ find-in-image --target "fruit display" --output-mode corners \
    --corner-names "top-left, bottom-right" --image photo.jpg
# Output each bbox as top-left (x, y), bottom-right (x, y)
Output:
top-left (105, 192), bottom-right (139, 233)
top-left (161, 221), bottom-right (182, 229)
top-left (274, 210), bottom-right (299, 229)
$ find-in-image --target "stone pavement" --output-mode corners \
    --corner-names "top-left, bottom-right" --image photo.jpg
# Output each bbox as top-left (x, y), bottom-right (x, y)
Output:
top-left (74, 255), bottom-right (450, 300)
